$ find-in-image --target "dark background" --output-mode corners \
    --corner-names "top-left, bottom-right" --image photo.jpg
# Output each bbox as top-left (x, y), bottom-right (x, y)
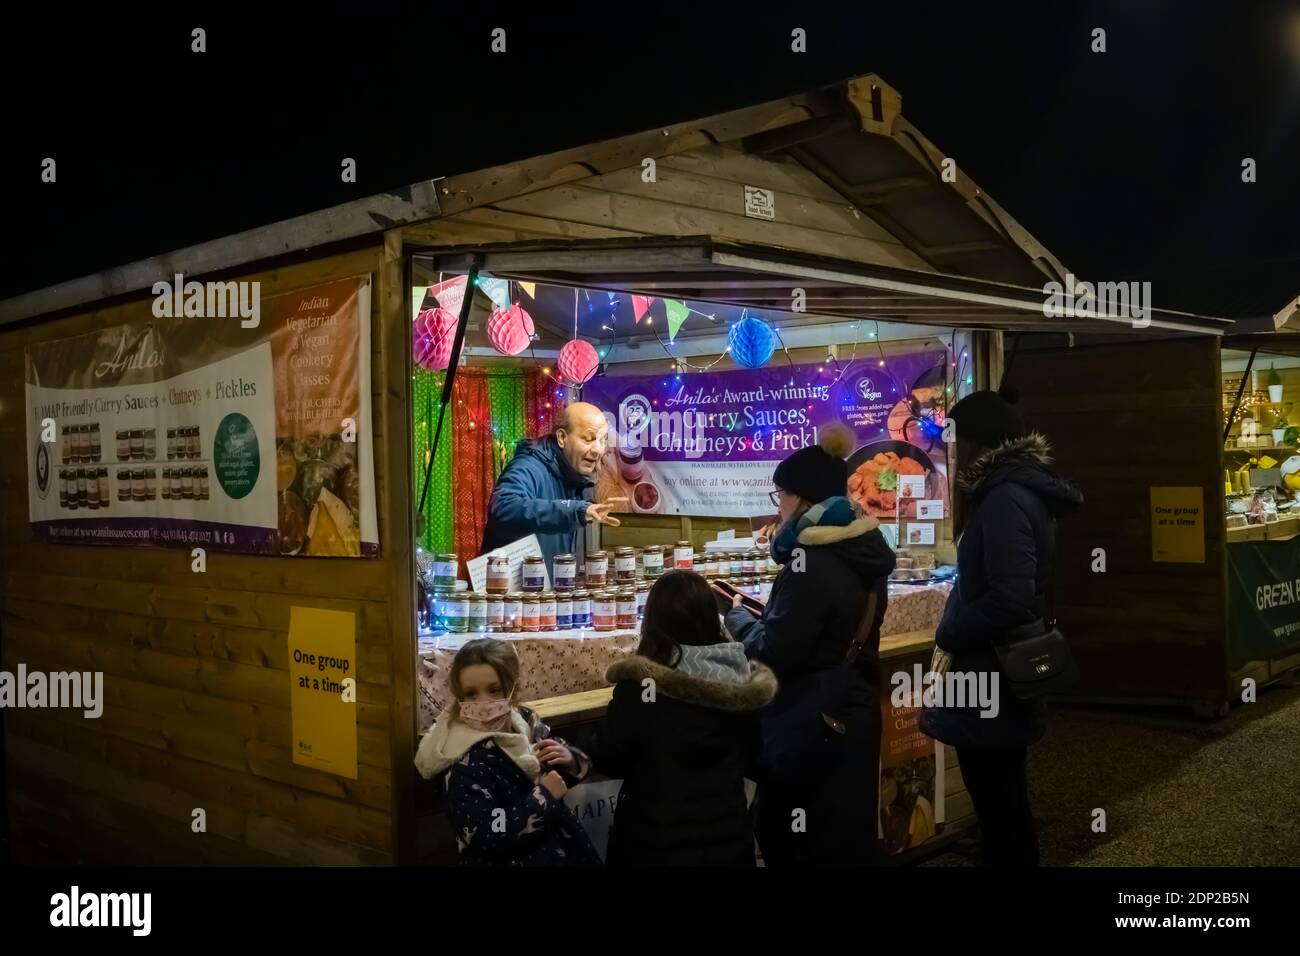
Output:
top-left (3, 2), bottom-right (1298, 318)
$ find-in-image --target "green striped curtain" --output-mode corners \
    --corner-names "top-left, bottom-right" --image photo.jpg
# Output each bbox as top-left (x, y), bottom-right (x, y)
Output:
top-left (413, 369), bottom-right (453, 553)
top-left (487, 372), bottom-right (527, 479)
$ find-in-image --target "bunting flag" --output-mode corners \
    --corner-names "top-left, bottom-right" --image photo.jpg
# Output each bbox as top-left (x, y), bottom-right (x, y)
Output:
top-left (520, 281), bottom-right (537, 300)
top-left (631, 295), bottom-right (654, 323)
top-left (479, 276), bottom-right (511, 312)
top-left (411, 286), bottom-right (429, 317)
top-left (665, 299), bottom-right (690, 342)
top-left (428, 274), bottom-right (469, 317)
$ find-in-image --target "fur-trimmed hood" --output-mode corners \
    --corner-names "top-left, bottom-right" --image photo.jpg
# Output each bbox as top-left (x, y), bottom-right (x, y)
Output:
top-left (796, 513), bottom-right (879, 547)
top-left (958, 433), bottom-right (1082, 516)
top-left (606, 655), bottom-right (778, 712)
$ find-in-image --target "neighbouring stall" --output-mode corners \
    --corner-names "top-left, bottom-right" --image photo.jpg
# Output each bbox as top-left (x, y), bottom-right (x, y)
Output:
top-left (3, 72), bottom-right (1219, 867)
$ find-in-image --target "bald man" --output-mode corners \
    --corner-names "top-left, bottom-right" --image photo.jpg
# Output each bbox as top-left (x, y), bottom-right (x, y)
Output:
top-left (480, 402), bottom-right (623, 576)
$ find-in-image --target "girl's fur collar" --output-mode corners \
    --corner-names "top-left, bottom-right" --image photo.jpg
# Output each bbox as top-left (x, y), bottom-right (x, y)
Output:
top-left (956, 432), bottom-right (1053, 493)
top-left (797, 514), bottom-right (880, 547)
top-left (605, 655), bottom-right (777, 712)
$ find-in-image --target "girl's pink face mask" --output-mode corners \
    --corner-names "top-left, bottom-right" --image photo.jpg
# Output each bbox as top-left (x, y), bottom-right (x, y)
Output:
top-left (459, 695), bottom-right (515, 732)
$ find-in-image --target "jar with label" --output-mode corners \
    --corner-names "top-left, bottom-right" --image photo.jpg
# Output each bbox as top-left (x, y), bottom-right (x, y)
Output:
top-left (86, 471), bottom-right (99, 510)
top-left (117, 468), bottom-right (131, 502)
top-left (673, 540), bottom-right (694, 570)
top-left (592, 590), bottom-right (616, 632)
top-left (486, 594), bottom-right (505, 630)
top-left (522, 556), bottom-right (547, 592)
top-left (161, 468), bottom-right (171, 500)
top-left (89, 423), bottom-right (102, 461)
top-left (433, 553), bottom-right (458, 590)
top-left (539, 592), bottom-right (557, 631)
top-left (486, 555), bottom-right (511, 594)
top-left (503, 593), bottom-right (523, 631)
top-left (130, 470), bottom-right (145, 502)
top-left (129, 429), bottom-right (145, 461)
top-left (729, 553), bottom-right (744, 576)
top-left (445, 590), bottom-right (470, 633)
top-left (166, 428), bottom-right (177, 460)
top-left (170, 467), bottom-right (183, 499)
top-left (742, 550), bottom-right (758, 575)
top-left (699, 555), bottom-right (717, 577)
top-left (114, 429), bottom-right (128, 462)
top-left (520, 594), bottom-right (541, 632)
top-left (553, 553), bottom-right (577, 591)
top-left (65, 472), bottom-right (77, 510)
top-left (143, 428), bottom-right (156, 460)
top-left (467, 593), bottom-right (488, 632)
top-left (635, 581), bottom-right (650, 620)
top-left (98, 468), bottom-right (111, 507)
top-left (65, 425), bottom-right (78, 462)
top-left (765, 552), bottom-right (780, 574)
top-left (616, 588), bottom-right (638, 629)
top-left (556, 592), bottom-right (573, 629)
top-left (614, 547), bottom-right (638, 584)
top-left (58, 471), bottom-right (68, 508)
top-left (641, 544), bottom-right (665, 579)
top-left (428, 590), bottom-right (450, 633)
top-left (571, 589), bottom-right (591, 628)
top-left (198, 466), bottom-right (210, 500)
top-left (145, 468), bottom-right (157, 500)
top-left (181, 467), bottom-right (194, 499)
top-left (715, 556), bottom-right (731, 579)
top-left (584, 551), bottom-right (609, 588)
top-left (61, 430), bottom-right (71, 466)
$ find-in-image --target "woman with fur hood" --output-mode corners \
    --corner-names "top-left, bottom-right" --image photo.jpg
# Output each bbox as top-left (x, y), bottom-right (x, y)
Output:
top-left (920, 385), bottom-right (1083, 867)
top-left (590, 570), bottom-right (778, 866)
top-left (724, 427), bottom-right (896, 866)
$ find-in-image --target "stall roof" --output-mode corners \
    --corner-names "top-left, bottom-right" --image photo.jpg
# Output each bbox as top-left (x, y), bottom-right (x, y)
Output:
top-left (0, 73), bottom-right (1231, 337)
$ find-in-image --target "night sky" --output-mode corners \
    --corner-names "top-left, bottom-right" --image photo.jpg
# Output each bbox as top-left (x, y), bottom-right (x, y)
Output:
top-left (4, 3), bottom-right (1298, 318)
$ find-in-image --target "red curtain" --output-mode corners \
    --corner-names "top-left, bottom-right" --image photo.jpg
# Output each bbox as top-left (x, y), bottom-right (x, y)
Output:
top-left (525, 370), bottom-right (565, 438)
top-left (451, 369), bottom-right (494, 578)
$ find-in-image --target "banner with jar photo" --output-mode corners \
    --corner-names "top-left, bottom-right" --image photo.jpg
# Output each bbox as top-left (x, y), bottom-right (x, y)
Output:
top-left (23, 275), bottom-right (378, 557)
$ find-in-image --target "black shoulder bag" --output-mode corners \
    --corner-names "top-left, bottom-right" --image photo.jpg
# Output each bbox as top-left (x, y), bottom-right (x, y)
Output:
top-left (992, 531), bottom-right (1079, 700)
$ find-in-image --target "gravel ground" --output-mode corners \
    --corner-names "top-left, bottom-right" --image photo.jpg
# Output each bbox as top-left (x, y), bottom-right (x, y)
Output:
top-left (922, 681), bottom-right (1300, 866)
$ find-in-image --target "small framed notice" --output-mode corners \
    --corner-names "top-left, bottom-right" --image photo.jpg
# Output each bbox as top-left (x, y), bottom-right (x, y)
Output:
top-left (744, 185), bottom-right (776, 220)
top-left (898, 475), bottom-right (926, 500)
top-left (905, 522), bottom-right (936, 546)
top-left (915, 499), bottom-right (944, 520)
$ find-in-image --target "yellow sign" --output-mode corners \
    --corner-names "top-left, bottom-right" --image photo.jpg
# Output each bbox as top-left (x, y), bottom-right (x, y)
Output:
top-left (1150, 486), bottom-right (1205, 563)
top-left (288, 606), bottom-right (358, 779)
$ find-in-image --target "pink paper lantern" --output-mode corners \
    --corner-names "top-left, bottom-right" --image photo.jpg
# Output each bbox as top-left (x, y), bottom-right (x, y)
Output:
top-left (487, 303), bottom-right (535, 356)
top-left (558, 339), bottom-right (600, 385)
top-left (413, 307), bottom-right (459, 370)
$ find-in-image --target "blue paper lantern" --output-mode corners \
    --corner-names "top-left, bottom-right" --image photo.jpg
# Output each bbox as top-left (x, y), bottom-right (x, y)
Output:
top-left (728, 316), bottom-right (776, 369)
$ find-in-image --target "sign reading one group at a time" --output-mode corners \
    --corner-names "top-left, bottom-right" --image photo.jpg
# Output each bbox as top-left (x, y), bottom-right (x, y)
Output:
top-left (23, 276), bottom-right (379, 558)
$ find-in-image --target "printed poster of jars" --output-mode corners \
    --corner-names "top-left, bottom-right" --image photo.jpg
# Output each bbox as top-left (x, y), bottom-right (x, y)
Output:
top-left (581, 350), bottom-right (950, 518)
top-left (879, 694), bottom-right (943, 855)
top-left (24, 276), bottom-right (378, 557)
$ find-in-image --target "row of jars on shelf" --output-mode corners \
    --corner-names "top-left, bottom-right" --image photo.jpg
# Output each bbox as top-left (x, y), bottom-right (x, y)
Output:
top-left (426, 574), bottom-right (775, 635)
top-left (425, 543), bottom-right (779, 593)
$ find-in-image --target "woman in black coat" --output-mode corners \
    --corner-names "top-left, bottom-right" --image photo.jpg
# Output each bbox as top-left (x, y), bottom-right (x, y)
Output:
top-left (920, 386), bottom-right (1082, 867)
top-left (724, 428), bottom-right (896, 866)
top-left (590, 571), bottom-right (777, 866)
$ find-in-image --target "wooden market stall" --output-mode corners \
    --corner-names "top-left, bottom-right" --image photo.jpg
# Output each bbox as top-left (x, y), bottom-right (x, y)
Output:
top-left (0, 72), bottom-right (1221, 866)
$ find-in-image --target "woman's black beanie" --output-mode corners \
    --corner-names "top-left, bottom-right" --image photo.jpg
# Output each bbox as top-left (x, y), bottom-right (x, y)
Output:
top-left (947, 385), bottom-right (1026, 449)
top-left (772, 425), bottom-right (853, 503)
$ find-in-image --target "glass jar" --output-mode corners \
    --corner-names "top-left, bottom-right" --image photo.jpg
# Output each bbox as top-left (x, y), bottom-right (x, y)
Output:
top-left (467, 593), bottom-right (488, 632)
top-left (181, 467), bottom-right (194, 499)
top-left (584, 550), bottom-right (609, 588)
top-left (522, 556), bottom-right (547, 592)
top-left (701, 555), bottom-right (719, 578)
top-left (571, 588), bottom-right (591, 628)
top-left (445, 590), bottom-right (469, 633)
top-left (61, 428), bottom-right (72, 465)
top-left (486, 555), bottom-right (511, 594)
top-left (90, 423), bottom-right (102, 461)
top-left (129, 429), bottom-right (145, 460)
top-left (429, 589), bottom-right (452, 634)
top-left (592, 589), bottom-right (616, 632)
top-left (145, 468), bottom-right (157, 500)
top-left (198, 466), bottom-right (210, 500)
top-left (166, 428), bottom-right (177, 460)
top-left (433, 552), bottom-right (458, 590)
top-left (183, 426), bottom-right (196, 459)
top-left (58, 470), bottom-right (68, 508)
top-left (715, 555), bottom-right (732, 579)
top-left (66, 471), bottom-right (78, 510)
top-left (68, 425), bottom-right (81, 462)
top-left (130, 469), bottom-right (145, 502)
top-left (616, 588), bottom-right (638, 629)
top-left (556, 592), bottom-right (573, 630)
top-left (641, 544), bottom-right (665, 578)
top-left (520, 594), bottom-right (541, 632)
top-left (86, 469), bottom-right (99, 510)
top-left (486, 594), bottom-right (505, 629)
top-left (170, 467), bottom-right (183, 499)
top-left (538, 592), bottom-right (557, 631)
top-left (614, 546), bottom-right (638, 584)
top-left (729, 553), bottom-right (744, 576)
top-left (742, 550), bottom-right (758, 576)
top-left (673, 540), bottom-right (694, 570)
top-left (116, 429), bottom-right (130, 462)
top-left (503, 593), bottom-right (523, 631)
top-left (553, 553), bottom-right (577, 591)
top-left (636, 581), bottom-right (650, 620)
top-left (161, 468), bottom-right (172, 500)
top-left (117, 468), bottom-right (131, 502)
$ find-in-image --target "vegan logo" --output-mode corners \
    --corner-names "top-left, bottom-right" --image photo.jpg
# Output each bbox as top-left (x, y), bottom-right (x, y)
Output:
top-left (856, 377), bottom-right (883, 402)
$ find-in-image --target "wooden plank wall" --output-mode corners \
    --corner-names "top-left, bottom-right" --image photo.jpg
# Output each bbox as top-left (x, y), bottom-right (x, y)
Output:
top-left (1012, 337), bottom-right (1229, 707)
top-left (0, 242), bottom-right (415, 865)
